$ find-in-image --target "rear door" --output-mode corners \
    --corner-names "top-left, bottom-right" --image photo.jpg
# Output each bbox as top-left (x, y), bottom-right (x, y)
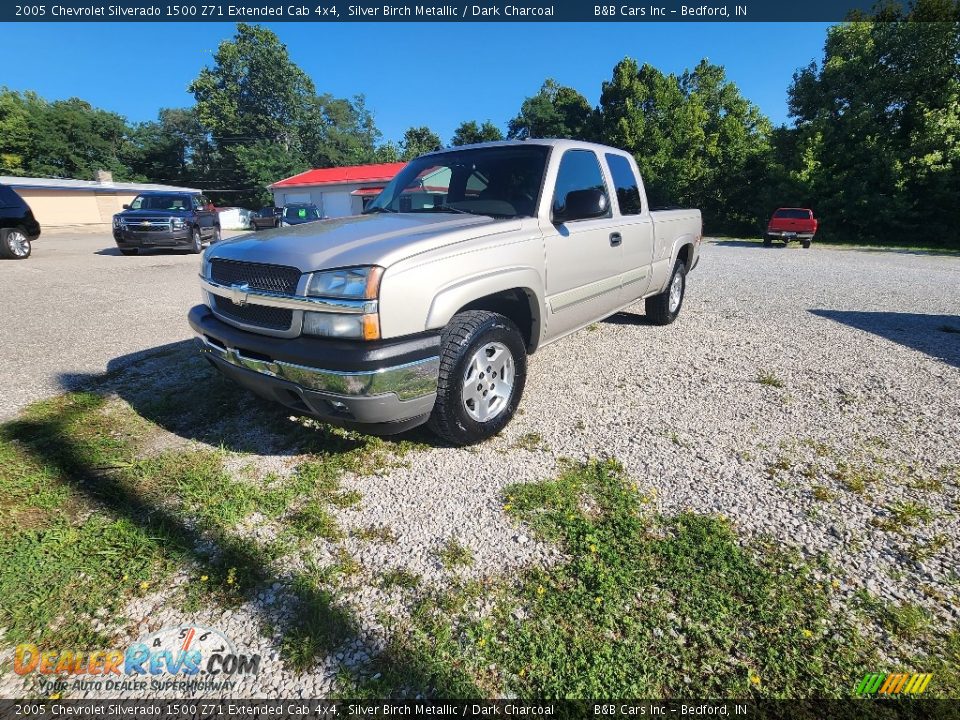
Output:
top-left (605, 153), bottom-right (654, 303)
top-left (542, 149), bottom-right (624, 338)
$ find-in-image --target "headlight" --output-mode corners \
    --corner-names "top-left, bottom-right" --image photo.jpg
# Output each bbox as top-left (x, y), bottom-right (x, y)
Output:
top-left (303, 312), bottom-right (380, 340)
top-left (172, 217), bottom-right (186, 229)
top-left (306, 266), bottom-right (382, 299)
top-left (113, 217), bottom-right (122, 228)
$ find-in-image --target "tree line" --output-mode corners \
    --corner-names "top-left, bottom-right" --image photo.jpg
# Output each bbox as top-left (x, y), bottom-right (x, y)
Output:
top-left (1, 3), bottom-right (957, 246)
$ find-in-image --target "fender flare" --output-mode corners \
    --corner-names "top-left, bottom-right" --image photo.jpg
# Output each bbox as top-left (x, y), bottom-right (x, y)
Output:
top-left (425, 266), bottom-right (546, 348)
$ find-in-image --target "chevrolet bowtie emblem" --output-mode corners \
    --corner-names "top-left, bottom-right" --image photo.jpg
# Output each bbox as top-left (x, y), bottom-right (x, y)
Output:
top-left (141, 221), bottom-right (151, 226)
top-left (228, 283), bottom-right (250, 306)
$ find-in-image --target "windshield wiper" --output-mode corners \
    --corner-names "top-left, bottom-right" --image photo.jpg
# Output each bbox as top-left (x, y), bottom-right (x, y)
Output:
top-left (362, 206), bottom-right (397, 214)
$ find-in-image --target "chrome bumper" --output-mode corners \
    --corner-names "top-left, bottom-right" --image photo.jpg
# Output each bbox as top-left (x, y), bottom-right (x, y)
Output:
top-left (196, 335), bottom-right (439, 401)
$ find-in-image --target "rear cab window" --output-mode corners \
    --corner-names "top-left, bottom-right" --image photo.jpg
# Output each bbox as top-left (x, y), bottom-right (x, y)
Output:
top-left (773, 209), bottom-right (813, 219)
top-left (605, 153), bottom-right (644, 215)
top-left (552, 149), bottom-right (611, 220)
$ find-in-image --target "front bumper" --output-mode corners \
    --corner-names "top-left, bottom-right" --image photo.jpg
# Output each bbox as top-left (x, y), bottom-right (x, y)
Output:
top-left (188, 305), bottom-right (440, 433)
top-left (114, 228), bottom-right (192, 248)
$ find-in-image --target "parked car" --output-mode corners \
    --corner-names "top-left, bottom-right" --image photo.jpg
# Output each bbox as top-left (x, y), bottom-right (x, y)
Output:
top-left (0, 184), bottom-right (41, 260)
top-left (281, 204), bottom-right (322, 226)
top-left (113, 191), bottom-right (220, 255)
top-left (251, 206), bottom-right (283, 230)
top-left (189, 140), bottom-right (702, 445)
top-left (764, 207), bottom-right (817, 248)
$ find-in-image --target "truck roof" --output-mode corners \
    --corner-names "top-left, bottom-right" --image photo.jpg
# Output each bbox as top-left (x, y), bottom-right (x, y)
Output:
top-left (421, 139), bottom-right (633, 156)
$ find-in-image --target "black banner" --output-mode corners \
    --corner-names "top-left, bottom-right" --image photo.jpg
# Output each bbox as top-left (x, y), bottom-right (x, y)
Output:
top-left (0, 0), bottom-right (918, 23)
top-left (2, 700), bottom-right (959, 720)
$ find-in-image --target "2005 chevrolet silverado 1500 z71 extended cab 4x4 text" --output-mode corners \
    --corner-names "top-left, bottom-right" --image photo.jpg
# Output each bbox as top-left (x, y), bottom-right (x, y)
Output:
top-left (189, 140), bottom-right (702, 445)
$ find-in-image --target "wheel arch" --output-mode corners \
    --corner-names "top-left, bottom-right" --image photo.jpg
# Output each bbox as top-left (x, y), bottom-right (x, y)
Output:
top-left (426, 268), bottom-right (545, 354)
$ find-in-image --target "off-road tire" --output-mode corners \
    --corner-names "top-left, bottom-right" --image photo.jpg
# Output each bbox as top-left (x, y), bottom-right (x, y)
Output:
top-left (0, 228), bottom-right (31, 259)
top-left (428, 310), bottom-right (527, 446)
top-left (645, 259), bottom-right (687, 326)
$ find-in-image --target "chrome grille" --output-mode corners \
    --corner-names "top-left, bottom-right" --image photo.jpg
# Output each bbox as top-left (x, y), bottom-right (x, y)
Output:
top-left (124, 217), bottom-right (172, 231)
top-left (211, 296), bottom-right (293, 331)
top-left (210, 260), bottom-right (301, 294)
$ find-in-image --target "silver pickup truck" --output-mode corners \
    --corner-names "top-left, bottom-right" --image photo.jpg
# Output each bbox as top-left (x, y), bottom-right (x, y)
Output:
top-left (189, 140), bottom-right (701, 445)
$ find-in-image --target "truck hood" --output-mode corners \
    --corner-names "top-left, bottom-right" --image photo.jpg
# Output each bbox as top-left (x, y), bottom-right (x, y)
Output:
top-left (208, 213), bottom-right (522, 273)
top-left (118, 208), bottom-right (192, 218)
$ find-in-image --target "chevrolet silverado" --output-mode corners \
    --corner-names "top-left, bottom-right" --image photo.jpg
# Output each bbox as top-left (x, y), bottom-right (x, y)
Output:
top-left (189, 140), bottom-right (702, 445)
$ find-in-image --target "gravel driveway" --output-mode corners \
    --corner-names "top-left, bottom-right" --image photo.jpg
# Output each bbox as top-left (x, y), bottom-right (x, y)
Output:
top-left (2, 236), bottom-right (959, 697)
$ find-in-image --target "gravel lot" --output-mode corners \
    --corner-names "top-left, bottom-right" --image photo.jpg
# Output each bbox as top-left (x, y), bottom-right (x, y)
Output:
top-left (2, 234), bottom-right (959, 697)
top-left (0, 230), bottom-right (207, 420)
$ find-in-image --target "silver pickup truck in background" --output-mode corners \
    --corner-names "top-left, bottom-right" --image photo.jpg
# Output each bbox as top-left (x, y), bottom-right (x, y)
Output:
top-left (188, 140), bottom-right (702, 445)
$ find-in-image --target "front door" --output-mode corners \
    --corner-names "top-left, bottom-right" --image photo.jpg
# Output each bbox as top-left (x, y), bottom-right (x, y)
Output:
top-left (543, 149), bottom-right (624, 339)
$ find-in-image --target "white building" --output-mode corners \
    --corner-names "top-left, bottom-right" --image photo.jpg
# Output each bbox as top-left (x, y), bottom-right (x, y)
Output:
top-left (268, 162), bottom-right (406, 218)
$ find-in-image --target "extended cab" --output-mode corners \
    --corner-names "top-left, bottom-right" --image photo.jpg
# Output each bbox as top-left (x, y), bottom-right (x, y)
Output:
top-left (113, 191), bottom-right (221, 255)
top-left (189, 140), bottom-right (702, 445)
top-left (764, 207), bottom-right (817, 248)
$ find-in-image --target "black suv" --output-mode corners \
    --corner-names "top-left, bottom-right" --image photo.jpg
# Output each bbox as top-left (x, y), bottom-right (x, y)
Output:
top-left (113, 191), bottom-right (220, 255)
top-left (0, 184), bottom-right (41, 260)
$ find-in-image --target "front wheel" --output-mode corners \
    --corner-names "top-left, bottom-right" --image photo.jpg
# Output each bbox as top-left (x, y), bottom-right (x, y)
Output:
top-left (0, 228), bottom-right (31, 259)
top-left (645, 259), bottom-right (687, 326)
top-left (428, 310), bottom-right (527, 446)
top-left (189, 227), bottom-right (202, 254)
top-left (211, 226), bottom-right (222, 244)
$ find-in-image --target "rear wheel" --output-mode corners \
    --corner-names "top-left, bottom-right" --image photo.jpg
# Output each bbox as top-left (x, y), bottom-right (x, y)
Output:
top-left (762, 235), bottom-right (773, 246)
top-left (802, 239), bottom-right (812, 249)
top-left (645, 259), bottom-right (686, 326)
top-left (428, 310), bottom-right (527, 446)
top-left (0, 228), bottom-right (31, 259)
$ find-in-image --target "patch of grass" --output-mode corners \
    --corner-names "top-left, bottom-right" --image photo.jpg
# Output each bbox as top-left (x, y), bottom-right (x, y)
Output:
top-left (871, 501), bottom-right (934, 532)
top-left (757, 370), bottom-right (785, 388)
top-left (288, 500), bottom-right (343, 541)
top-left (282, 564), bottom-right (358, 672)
top-left (437, 539), bottom-right (474, 569)
top-left (380, 568), bottom-right (421, 590)
top-left (831, 462), bottom-right (883, 494)
top-left (766, 455), bottom-right (795, 478)
top-left (353, 525), bottom-right (398, 543)
top-left (812, 485), bottom-right (836, 502)
top-left (587, 324), bottom-right (599, 332)
top-left (513, 432), bottom-right (548, 452)
top-left (403, 459), bottom-right (881, 697)
top-left (907, 534), bottom-right (949, 563)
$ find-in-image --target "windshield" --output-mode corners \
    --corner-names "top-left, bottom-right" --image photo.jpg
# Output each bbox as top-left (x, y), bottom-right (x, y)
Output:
top-left (284, 205), bottom-right (321, 221)
top-left (129, 194), bottom-right (191, 211)
top-left (366, 145), bottom-right (550, 218)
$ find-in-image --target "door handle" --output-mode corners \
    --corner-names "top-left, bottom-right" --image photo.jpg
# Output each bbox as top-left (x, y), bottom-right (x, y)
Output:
top-left (609, 232), bottom-right (622, 247)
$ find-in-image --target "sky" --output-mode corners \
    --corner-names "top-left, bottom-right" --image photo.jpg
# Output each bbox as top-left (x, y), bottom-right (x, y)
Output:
top-left (1, 22), bottom-right (834, 144)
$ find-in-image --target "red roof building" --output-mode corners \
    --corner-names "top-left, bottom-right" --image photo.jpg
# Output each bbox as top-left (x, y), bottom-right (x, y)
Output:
top-left (269, 162), bottom-right (406, 218)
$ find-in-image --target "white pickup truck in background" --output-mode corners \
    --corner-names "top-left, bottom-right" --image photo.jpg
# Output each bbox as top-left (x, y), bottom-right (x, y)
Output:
top-left (189, 140), bottom-right (702, 444)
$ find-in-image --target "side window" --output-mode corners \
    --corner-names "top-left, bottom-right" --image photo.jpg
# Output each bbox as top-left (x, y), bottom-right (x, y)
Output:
top-left (0, 186), bottom-right (16, 207)
top-left (552, 150), bottom-right (610, 221)
top-left (192, 196), bottom-right (203, 211)
top-left (605, 154), bottom-right (643, 215)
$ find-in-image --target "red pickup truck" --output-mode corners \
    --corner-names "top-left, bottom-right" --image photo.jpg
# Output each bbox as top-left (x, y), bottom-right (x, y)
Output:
top-left (764, 208), bottom-right (817, 248)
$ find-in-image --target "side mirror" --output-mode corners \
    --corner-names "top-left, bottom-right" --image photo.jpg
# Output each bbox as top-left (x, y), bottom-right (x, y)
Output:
top-left (122, 204), bottom-right (130, 210)
top-left (554, 188), bottom-right (608, 223)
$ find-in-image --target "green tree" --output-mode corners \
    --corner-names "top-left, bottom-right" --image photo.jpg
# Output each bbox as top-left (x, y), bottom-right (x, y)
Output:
top-left (300, 94), bottom-right (382, 168)
top-left (508, 79), bottom-right (594, 140)
top-left (451, 120), bottom-right (504, 145)
top-left (125, 107), bottom-right (214, 185)
top-left (787, 0), bottom-right (960, 245)
top-left (598, 57), bottom-right (774, 233)
top-left (400, 126), bottom-right (442, 160)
